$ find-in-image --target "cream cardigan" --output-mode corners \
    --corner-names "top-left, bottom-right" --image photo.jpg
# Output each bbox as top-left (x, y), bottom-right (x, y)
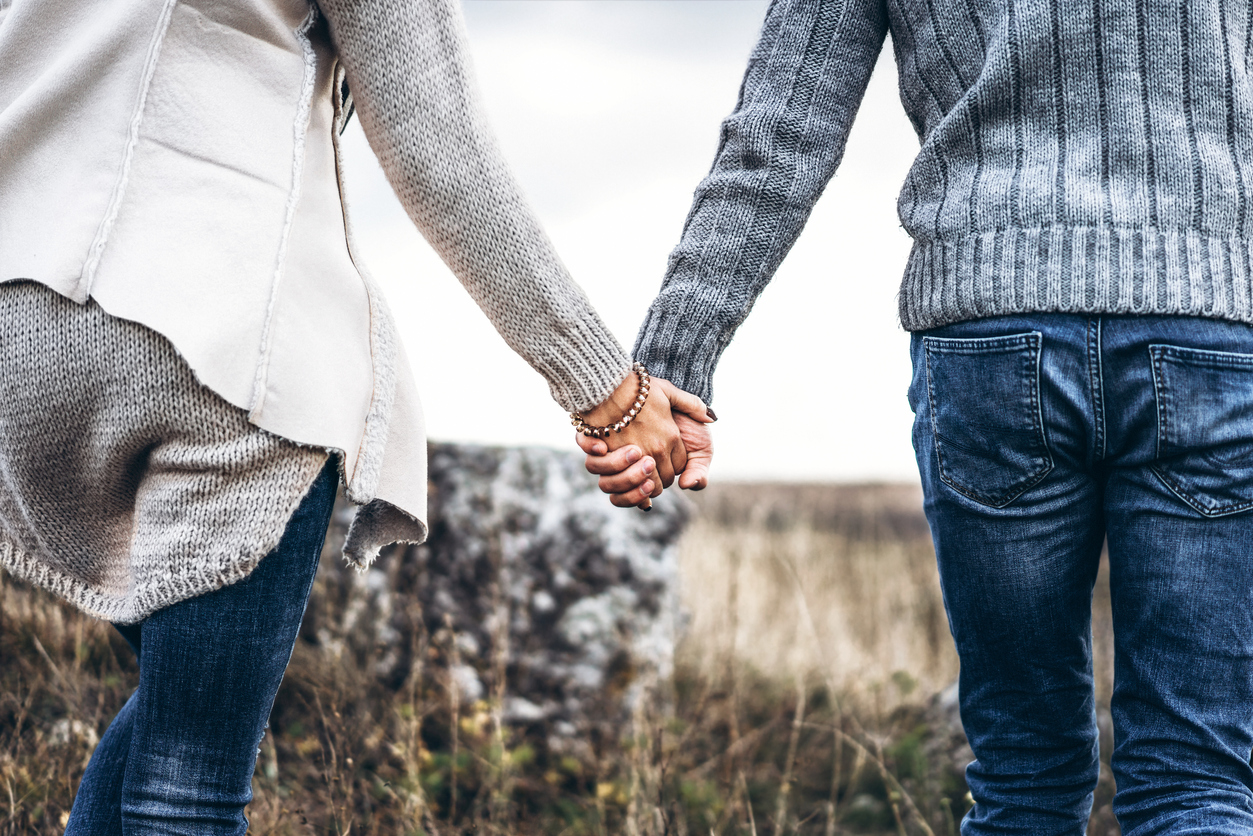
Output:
top-left (0, 0), bottom-right (631, 554)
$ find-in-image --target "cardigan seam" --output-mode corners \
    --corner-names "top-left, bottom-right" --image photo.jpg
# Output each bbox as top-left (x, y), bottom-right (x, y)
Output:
top-left (329, 70), bottom-right (392, 498)
top-left (249, 6), bottom-right (322, 421)
top-left (77, 0), bottom-right (178, 302)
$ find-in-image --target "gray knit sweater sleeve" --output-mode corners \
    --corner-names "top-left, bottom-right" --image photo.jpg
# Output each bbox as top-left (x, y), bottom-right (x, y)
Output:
top-left (633, 0), bottom-right (889, 405)
top-left (317, 0), bottom-right (631, 413)
top-left (637, 0), bottom-right (1253, 403)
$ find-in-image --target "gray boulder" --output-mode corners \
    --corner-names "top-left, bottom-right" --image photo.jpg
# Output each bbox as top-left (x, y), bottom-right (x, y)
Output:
top-left (305, 442), bottom-right (689, 755)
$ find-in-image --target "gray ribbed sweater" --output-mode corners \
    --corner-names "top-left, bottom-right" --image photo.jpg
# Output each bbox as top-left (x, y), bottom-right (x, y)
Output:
top-left (634, 0), bottom-right (1253, 404)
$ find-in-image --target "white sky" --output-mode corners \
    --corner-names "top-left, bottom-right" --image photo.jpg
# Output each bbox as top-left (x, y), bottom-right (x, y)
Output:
top-left (340, 0), bottom-right (922, 483)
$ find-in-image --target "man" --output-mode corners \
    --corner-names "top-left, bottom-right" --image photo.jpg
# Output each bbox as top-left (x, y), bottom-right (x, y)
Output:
top-left (583, 1), bottom-right (1253, 832)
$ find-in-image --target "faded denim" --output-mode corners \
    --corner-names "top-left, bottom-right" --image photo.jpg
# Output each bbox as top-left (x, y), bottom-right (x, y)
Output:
top-left (910, 314), bottom-right (1253, 835)
top-left (64, 458), bottom-right (338, 836)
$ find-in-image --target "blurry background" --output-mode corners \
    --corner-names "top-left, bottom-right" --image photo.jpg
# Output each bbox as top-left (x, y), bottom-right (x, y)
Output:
top-left (341, 0), bottom-right (922, 483)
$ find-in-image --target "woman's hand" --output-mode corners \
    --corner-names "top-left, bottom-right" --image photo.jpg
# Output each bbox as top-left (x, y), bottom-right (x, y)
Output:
top-left (578, 443), bottom-right (661, 508)
top-left (574, 377), bottom-right (714, 508)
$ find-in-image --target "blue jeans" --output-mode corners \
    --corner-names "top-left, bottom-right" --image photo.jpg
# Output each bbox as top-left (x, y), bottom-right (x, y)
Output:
top-left (65, 458), bottom-right (337, 836)
top-left (910, 314), bottom-right (1253, 836)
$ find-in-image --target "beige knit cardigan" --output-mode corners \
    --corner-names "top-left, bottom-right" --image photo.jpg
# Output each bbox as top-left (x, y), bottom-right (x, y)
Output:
top-left (0, 0), bottom-right (630, 564)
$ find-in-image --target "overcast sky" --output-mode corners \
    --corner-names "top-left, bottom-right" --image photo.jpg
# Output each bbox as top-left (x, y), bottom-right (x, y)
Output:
top-left (340, 0), bottom-right (922, 483)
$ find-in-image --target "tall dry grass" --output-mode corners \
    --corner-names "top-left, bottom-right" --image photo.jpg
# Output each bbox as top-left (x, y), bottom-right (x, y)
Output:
top-left (678, 483), bottom-right (955, 707)
top-left (1, 482), bottom-right (1118, 835)
top-left (677, 483), bottom-right (1118, 835)
top-left (0, 570), bottom-right (134, 834)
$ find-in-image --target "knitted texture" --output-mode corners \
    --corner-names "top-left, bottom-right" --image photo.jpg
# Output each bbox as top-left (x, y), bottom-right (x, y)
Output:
top-left (2, 0), bottom-right (635, 619)
top-left (633, 0), bottom-right (1253, 405)
top-left (0, 282), bottom-right (330, 623)
top-left (318, 0), bottom-right (632, 413)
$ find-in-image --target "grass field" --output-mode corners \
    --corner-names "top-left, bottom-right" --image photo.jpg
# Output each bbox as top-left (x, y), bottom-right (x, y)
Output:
top-left (0, 482), bottom-right (1118, 835)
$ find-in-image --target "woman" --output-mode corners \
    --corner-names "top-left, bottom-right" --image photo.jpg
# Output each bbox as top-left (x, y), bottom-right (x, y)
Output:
top-left (0, 0), bottom-right (706, 831)
top-left (585, 0), bottom-right (1253, 832)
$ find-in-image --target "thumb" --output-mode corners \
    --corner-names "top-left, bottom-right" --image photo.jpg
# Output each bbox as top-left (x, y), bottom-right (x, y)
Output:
top-left (674, 413), bottom-right (713, 491)
top-left (678, 444), bottom-right (711, 490)
top-left (656, 378), bottom-right (713, 423)
top-left (574, 432), bottom-right (608, 456)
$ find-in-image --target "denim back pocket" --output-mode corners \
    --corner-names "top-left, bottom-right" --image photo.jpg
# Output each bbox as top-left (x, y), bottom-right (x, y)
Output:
top-left (1150, 345), bottom-right (1253, 516)
top-left (923, 332), bottom-right (1052, 507)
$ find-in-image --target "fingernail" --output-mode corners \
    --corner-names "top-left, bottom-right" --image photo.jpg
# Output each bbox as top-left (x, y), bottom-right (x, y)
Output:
top-left (625, 447), bottom-right (640, 463)
top-left (642, 459), bottom-right (655, 474)
top-left (706, 407), bottom-right (718, 422)
top-left (640, 503), bottom-right (652, 512)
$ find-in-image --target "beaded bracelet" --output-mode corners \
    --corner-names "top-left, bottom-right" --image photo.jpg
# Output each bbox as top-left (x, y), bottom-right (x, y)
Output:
top-left (570, 362), bottom-right (650, 438)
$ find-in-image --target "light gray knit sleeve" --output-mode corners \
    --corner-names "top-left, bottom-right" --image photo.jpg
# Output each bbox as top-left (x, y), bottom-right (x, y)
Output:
top-left (632, 0), bottom-right (889, 405)
top-left (317, 0), bottom-right (631, 413)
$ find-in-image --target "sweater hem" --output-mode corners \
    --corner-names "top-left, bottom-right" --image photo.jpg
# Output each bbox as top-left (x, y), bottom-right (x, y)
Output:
top-left (0, 452), bottom-right (329, 625)
top-left (0, 533), bottom-right (275, 625)
top-left (899, 227), bottom-right (1253, 332)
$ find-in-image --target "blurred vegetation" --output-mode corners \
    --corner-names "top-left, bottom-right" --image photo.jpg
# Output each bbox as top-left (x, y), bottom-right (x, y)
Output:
top-left (0, 482), bottom-right (1119, 835)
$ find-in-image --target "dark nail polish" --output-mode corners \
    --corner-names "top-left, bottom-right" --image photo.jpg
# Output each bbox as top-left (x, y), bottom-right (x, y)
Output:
top-left (706, 407), bottom-right (718, 422)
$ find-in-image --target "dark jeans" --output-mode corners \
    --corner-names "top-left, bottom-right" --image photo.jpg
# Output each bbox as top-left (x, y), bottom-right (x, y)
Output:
top-left (911, 314), bottom-right (1253, 835)
top-left (65, 458), bottom-right (337, 836)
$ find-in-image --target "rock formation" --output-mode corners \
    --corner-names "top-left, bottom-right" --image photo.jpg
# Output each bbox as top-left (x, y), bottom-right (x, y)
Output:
top-left (304, 442), bottom-right (689, 756)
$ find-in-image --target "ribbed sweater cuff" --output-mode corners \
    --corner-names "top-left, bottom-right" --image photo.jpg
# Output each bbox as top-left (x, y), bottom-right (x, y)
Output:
top-left (633, 305), bottom-right (721, 406)
top-left (899, 227), bottom-right (1253, 332)
top-left (538, 317), bottom-right (633, 415)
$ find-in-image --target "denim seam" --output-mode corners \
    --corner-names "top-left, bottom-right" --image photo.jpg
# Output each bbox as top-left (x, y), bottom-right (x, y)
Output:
top-left (1028, 331), bottom-right (1054, 497)
top-left (921, 333), bottom-right (1039, 353)
top-left (1149, 466), bottom-right (1253, 518)
top-left (923, 331), bottom-right (1054, 507)
top-left (1150, 345), bottom-right (1167, 462)
top-left (1088, 317), bottom-right (1107, 461)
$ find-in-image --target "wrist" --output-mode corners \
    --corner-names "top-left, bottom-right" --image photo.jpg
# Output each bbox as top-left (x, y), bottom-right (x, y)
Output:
top-left (584, 377), bottom-right (636, 423)
top-left (573, 363), bottom-right (650, 437)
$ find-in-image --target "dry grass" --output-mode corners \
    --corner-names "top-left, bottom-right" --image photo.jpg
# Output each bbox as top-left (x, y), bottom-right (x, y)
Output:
top-left (679, 483), bottom-right (955, 708)
top-left (0, 482), bottom-right (1119, 835)
top-left (679, 483), bottom-right (1118, 835)
top-left (0, 571), bottom-right (134, 834)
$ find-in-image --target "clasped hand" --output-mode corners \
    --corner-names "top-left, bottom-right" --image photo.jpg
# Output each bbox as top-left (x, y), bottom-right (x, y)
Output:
top-left (574, 373), bottom-right (714, 510)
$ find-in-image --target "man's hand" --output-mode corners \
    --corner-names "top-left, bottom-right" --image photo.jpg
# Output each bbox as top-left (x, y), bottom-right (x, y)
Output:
top-left (673, 411), bottom-right (713, 491)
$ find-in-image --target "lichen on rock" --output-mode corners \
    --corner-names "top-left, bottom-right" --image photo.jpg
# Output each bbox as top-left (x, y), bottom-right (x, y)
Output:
top-left (306, 442), bottom-right (689, 756)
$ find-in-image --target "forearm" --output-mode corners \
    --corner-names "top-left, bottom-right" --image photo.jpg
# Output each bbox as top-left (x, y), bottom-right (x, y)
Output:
top-left (318, 0), bottom-right (631, 412)
top-left (633, 0), bottom-right (889, 404)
